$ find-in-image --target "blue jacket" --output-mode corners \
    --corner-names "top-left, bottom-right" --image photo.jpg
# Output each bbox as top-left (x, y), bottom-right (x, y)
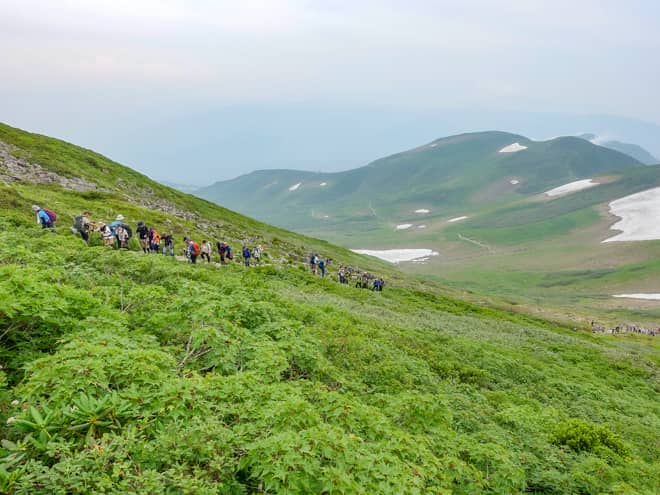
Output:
top-left (109, 220), bottom-right (122, 234)
top-left (242, 248), bottom-right (251, 258)
top-left (37, 210), bottom-right (51, 224)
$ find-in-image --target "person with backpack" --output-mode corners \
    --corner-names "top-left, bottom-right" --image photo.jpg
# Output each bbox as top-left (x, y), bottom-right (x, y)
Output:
top-left (242, 246), bottom-right (251, 267)
top-left (32, 205), bottom-right (56, 230)
top-left (136, 221), bottom-right (150, 253)
top-left (252, 244), bottom-right (262, 265)
top-left (116, 224), bottom-right (130, 249)
top-left (309, 253), bottom-right (317, 275)
top-left (99, 223), bottom-right (115, 246)
top-left (200, 240), bottom-right (212, 263)
top-left (318, 257), bottom-right (326, 277)
top-left (150, 228), bottom-right (161, 253)
top-left (185, 237), bottom-right (200, 264)
top-left (162, 233), bottom-right (174, 256)
top-left (217, 241), bottom-right (227, 264)
top-left (226, 244), bottom-right (233, 261)
top-left (72, 211), bottom-right (92, 243)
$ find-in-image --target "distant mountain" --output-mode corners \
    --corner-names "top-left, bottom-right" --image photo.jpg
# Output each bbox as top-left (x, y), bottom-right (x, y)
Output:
top-left (196, 131), bottom-right (642, 233)
top-left (578, 133), bottom-right (658, 165)
top-left (159, 180), bottom-right (202, 194)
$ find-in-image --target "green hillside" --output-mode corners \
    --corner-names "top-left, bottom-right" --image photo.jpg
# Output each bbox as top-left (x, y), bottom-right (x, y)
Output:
top-left (1, 123), bottom-right (659, 494)
top-left (196, 131), bottom-right (642, 233)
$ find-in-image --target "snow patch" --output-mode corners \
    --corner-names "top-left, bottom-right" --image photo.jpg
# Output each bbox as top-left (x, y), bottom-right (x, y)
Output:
top-left (613, 294), bottom-right (660, 300)
top-left (448, 216), bottom-right (468, 223)
top-left (499, 142), bottom-right (528, 153)
top-left (429, 143), bottom-right (438, 148)
top-left (395, 224), bottom-right (413, 230)
top-left (544, 179), bottom-right (599, 197)
top-left (414, 209), bottom-right (430, 214)
top-left (418, 225), bottom-right (427, 229)
top-left (352, 249), bottom-right (439, 264)
top-left (510, 179), bottom-right (520, 185)
top-left (603, 186), bottom-right (660, 242)
top-left (288, 182), bottom-right (302, 191)
top-left (319, 182), bottom-right (327, 187)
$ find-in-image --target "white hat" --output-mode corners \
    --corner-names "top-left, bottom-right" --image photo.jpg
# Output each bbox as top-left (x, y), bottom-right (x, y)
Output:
top-left (116, 214), bottom-right (124, 221)
top-left (32, 205), bottom-right (40, 211)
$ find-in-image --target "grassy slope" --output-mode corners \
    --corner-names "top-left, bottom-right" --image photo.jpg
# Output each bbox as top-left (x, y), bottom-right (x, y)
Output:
top-left (0, 123), bottom-right (659, 494)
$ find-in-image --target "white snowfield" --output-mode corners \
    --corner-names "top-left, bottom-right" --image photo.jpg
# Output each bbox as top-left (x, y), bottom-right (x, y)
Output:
top-left (613, 294), bottom-right (660, 300)
top-left (603, 186), bottom-right (660, 242)
top-left (448, 216), bottom-right (468, 223)
top-left (499, 142), bottom-right (528, 153)
top-left (319, 182), bottom-right (327, 187)
top-left (544, 179), bottom-right (599, 197)
top-left (395, 224), bottom-right (413, 230)
top-left (288, 182), bottom-right (302, 191)
top-left (510, 179), bottom-right (520, 185)
top-left (415, 209), bottom-right (430, 214)
top-left (352, 248), bottom-right (439, 264)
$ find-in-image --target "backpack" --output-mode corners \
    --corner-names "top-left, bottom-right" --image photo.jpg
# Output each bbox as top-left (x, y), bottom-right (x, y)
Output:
top-left (192, 242), bottom-right (201, 256)
top-left (44, 209), bottom-right (57, 223)
top-left (73, 215), bottom-right (84, 232)
top-left (121, 224), bottom-right (132, 239)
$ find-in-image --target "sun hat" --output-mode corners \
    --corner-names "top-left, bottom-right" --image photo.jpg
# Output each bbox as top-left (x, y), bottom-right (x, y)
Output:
top-left (32, 205), bottom-right (40, 211)
top-left (116, 214), bottom-right (124, 221)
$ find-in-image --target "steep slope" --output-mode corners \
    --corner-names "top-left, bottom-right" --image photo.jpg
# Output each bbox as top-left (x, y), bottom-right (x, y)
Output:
top-left (579, 133), bottom-right (659, 165)
top-left (1, 123), bottom-right (659, 494)
top-left (196, 131), bottom-right (642, 232)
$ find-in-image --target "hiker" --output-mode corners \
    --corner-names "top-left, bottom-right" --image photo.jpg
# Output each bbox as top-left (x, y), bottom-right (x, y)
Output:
top-left (217, 241), bottom-right (227, 264)
top-left (338, 266), bottom-right (346, 284)
top-left (226, 244), bottom-right (233, 261)
top-left (99, 223), bottom-right (115, 246)
top-left (318, 257), bottom-right (326, 277)
top-left (73, 211), bottom-right (92, 243)
top-left (242, 246), bottom-right (251, 267)
top-left (253, 244), bottom-right (262, 265)
top-left (150, 228), bottom-right (161, 253)
top-left (162, 233), bottom-right (174, 256)
top-left (110, 215), bottom-right (125, 244)
top-left (201, 240), bottom-right (212, 263)
top-left (185, 237), bottom-right (200, 264)
top-left (310, 254), bottom-right (318, 275)
top-left (137, 221), bottom-right (150, 253)
top-left (116, 224), bottom-right (130, 249)
top-left (354, 272), bottom-right (362, 288)
top-left (32, 205), bottom-right (56, 230)
top-left (377, 278), bottom-right (385, 292)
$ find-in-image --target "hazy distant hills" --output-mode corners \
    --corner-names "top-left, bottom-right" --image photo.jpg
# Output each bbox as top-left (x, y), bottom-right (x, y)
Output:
top-left (578, 133), bottom-right (658, 165)
top-left (196, 131), bottom-right (642, 232)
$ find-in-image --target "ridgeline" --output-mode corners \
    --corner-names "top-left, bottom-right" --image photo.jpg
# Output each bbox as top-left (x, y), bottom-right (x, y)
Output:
top-left (0, 123), bottom-right (659, 494)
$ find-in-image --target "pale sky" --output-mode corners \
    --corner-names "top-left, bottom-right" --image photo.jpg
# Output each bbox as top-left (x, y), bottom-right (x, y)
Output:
top-left (1, 0), bottom-right (659, 182)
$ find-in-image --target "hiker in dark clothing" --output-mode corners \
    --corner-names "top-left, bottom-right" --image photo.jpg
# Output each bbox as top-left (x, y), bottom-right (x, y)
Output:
top-left (242, 246), bottom-right (251, 267)
top-left (73, 211), bottom-right (92, 243)
top-left (310, 254), bottom-right (318, 275)
top-left (137, 222), bottom-right (150, 253)
top-left (318, 258), bottom-right (326, 277)
top-left (162, 233), bottom-right (174, 256)
top-left (217, 241), bottom-right (227, 264)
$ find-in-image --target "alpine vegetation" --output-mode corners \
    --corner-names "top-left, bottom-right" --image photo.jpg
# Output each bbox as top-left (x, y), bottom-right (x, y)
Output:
top-left (0, 123), bottom-right (659, 494)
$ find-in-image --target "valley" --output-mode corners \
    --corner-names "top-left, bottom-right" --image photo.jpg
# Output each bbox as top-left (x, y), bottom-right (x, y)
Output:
top-left (197, 132), bottom-right (660, 325)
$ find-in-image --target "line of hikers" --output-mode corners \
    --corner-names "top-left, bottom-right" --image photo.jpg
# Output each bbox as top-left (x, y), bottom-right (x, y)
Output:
top-left (34, 206), bottom-right (384, 288)
top-left (309, 253), bottom-right (385, 292)
top-left (591, 321), bottom-right (658, 337)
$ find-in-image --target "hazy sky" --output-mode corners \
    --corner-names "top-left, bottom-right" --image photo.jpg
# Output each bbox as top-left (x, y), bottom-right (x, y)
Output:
top-left (1, 0), bottom-right (659, 182)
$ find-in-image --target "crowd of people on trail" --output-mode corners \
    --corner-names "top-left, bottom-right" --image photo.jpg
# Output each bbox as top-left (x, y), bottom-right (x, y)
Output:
top-left (591, 321), bottom-right (658, 337)
top-left (32, 206), bottom-right (387, 291)
top-left (309, 253), bottom-right (386, 292)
